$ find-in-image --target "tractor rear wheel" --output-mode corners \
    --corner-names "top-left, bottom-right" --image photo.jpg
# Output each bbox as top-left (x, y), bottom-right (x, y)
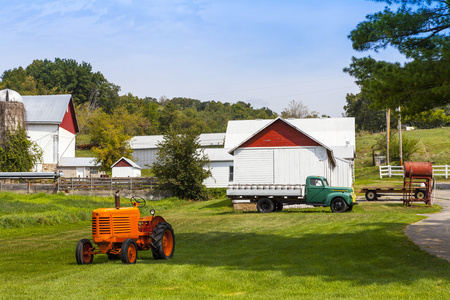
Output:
top-left (76, 239), bottom-right (93, 265)
top-left (151, 222), bottom-right (175, 259)
top-left (121, 239), bottom-right (138, 264)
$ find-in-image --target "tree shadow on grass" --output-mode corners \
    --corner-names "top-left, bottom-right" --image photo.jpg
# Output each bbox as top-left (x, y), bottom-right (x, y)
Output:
top-left (139, 227), bottom-right (449, 287)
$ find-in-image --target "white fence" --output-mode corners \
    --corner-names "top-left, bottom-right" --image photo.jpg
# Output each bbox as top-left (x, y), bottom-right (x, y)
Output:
top-left (379, 165), bottom-right (449, 178)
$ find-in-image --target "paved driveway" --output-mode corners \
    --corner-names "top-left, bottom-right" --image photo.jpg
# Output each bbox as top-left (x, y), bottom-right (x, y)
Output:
top-left (405, 186), bottom-right (450, 262)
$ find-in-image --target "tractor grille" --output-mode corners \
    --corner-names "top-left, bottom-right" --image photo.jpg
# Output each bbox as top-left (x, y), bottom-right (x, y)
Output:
top-left (92, 216), bottom-right (111, 235)
top-left (112, 216), bottom-right (131, 234)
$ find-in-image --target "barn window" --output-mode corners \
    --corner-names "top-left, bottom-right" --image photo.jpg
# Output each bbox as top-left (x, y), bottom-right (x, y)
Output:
top-left (229, 166), bottom-right (234, 182)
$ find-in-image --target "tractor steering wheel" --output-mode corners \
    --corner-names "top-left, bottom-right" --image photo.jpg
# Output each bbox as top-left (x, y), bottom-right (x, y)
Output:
top-left (130, 196), bottom-right (146, 208)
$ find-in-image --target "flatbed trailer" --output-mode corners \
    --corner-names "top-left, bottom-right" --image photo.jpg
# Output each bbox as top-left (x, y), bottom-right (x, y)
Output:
top-left (359, 187), bottom-right (427, 201)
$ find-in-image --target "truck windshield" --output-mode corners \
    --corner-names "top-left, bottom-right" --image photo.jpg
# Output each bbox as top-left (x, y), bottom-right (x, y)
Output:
top-left (323, 179), bottom-right (329, 186)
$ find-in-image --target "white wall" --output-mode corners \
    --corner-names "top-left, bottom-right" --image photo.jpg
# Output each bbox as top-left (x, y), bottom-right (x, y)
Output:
top-left (112, 167), bottom-right (141, 178)
top-left (58, 127), bottom-right (76, 159)
top-left (27, 124), bottom-right (59, 164)
top-left (204, 161), bottom-right (234, 188)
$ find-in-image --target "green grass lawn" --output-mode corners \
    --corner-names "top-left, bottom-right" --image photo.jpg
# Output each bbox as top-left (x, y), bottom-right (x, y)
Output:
top-left (0, 193), bottom-right (448, 299)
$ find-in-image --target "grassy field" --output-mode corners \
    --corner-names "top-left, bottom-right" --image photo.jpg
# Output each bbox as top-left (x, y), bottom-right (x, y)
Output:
top-left (0, 192), bottom-right (449, 299)
top-left (354, 127), bottom-right (450, 188)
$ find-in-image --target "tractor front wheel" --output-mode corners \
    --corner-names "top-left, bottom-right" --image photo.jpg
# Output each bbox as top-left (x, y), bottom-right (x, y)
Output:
top-left (76, 239), bottom-right (93, 265)
top-left (151, 222), bottom-right (175, 259)
top-left (121, 239), bottom-right (138, 264)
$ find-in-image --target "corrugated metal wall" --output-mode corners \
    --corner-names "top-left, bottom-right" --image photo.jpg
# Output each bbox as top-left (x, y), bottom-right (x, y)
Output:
top-left (329, 158), bottom-right (353, 187)
top-left (132, 149), bottom-right (158, 169)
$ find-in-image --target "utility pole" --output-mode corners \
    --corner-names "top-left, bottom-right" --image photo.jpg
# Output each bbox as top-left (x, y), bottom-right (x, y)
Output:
top-left (386, 108), bottom-right (390, 166)
top-left (398, 107), bottom-right (403, 166)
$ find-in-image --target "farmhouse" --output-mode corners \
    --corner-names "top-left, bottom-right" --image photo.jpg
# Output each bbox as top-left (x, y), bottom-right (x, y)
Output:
top-left (111, 157), bottom-right (142, 178)
top-left (22, 94), bottom-right (79, 172)
top-left (226, 117), bottom-right (355, 187)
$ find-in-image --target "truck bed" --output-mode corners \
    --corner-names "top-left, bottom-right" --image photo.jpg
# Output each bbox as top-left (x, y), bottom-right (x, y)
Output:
top-left (227, 183), bottom-right (305, 198)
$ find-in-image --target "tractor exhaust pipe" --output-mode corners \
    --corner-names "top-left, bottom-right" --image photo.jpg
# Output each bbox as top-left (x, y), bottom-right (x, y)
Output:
top-left (115, 190), bottom-right (120, 209)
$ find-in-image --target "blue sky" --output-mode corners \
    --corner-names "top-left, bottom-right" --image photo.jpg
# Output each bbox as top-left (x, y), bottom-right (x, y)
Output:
top-left (0, 0), bottom-right (406, 117)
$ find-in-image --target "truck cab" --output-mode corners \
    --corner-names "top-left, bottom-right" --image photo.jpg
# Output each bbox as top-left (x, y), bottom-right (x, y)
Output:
top-left (305, 175), bottom-right (356, 212)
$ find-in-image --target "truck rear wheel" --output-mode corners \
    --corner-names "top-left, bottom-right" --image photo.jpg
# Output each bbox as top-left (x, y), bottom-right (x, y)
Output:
top-left (151, 222), bottom-right (175, 259)
top-left (365, 190), bottom-right (377, 201)
top-left (257, 198), bottom-right (274, 213)
top-left (121, 239), bottom-right (138, 264)
top-left (330, 198), bottom-right (348, 213)
top-left (76, 238), bottom-right (93, 265)
top-left (275, 202), bottom-right (283, 211)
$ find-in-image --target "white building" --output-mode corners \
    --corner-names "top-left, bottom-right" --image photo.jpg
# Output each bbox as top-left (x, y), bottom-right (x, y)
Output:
top-left (225, 117), bottom-right (355, 187)
top-left (111, 157), bottom-right (142, 178)
top-left (58, 157), bottom-right (103, 178)
top-left (130, 133), bottom-right (226, 168)
top-left (22, 95), bottom-right (79, 172)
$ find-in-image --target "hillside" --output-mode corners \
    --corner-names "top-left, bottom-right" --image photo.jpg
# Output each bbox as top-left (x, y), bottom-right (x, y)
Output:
top-left (354, 127), bottom-right (450, 186)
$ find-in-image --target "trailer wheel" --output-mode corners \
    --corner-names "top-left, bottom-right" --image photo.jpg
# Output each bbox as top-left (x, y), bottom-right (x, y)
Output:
top-left (121, 239), bottom-right (138, 264)
top-left (330, 198), bottom-right (348, 213)
top-left (365, 190), bottom-right (377, 201)
top-left (151, 222), bottom-right (175, 260)
top-left (257, 198), bottom-right (275, 213)
top-left (414, 189), bottom-right (426, 200)
top-left (76, 239), bottom-right (93, 265)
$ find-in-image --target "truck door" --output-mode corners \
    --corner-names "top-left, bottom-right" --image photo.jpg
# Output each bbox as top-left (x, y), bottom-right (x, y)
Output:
top-left (306, 178), bottom-right (326, 203)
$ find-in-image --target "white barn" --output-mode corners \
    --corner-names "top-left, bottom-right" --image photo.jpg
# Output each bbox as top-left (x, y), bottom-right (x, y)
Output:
top-left (111, 157), bottom-right (142, 178)
top-left (225, 117), bottom-right (355, 187)
top-left (22, 95), bottom-right (79, 172)
top-left (130, 133), bottom-right (226, 169)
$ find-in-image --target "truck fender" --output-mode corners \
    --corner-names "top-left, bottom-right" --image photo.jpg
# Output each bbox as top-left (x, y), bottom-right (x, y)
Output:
top-left (324, 192), bottom-right (352, 206)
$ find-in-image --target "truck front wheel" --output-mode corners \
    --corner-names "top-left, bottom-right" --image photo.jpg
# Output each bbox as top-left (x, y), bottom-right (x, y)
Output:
top-left (257, 198), bottom-right (274, 213)
top-left (330, 198), bottom-right (348, 213)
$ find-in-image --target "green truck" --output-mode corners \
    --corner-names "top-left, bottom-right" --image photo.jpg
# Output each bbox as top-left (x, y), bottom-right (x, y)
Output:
top-left (227, 175), bottom-right (356, 213)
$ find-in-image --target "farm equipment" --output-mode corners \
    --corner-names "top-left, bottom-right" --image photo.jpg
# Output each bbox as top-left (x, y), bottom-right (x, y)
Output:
top-left (403, 161), bottom-right (435, 207)
top-left (76, 192), bottom-right (175, 264)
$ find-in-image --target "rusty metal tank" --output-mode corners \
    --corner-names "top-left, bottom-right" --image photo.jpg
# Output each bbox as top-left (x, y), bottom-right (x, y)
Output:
top-left (403, 161), bottom-right (433, 177)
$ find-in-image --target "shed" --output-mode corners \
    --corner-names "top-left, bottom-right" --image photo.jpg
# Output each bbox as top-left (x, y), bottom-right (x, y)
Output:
top-left (111, 157), bottom-right (141, 178)
top-left (22, 94), bottom-right (79, 172)
top-left (58, 157), bottom-right (104, 178)
top-left (227, 117), bottom-right (354, 187)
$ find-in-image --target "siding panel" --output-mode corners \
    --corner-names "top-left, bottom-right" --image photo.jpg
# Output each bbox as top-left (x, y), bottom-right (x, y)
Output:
top-left (234, 148), bottom-right (274, 184)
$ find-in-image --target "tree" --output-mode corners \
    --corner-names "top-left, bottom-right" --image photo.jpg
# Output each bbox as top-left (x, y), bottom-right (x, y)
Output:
top-left (151, 128), bottom-right (211, 201)
top-left (344, 93), bottom-right (388, 132)
top-left (281, 100), bottom-right (310, 118)
top-left (91, 124), bottom-right (133, 171)
top-left (373, 131), bottom-right (419, 165)
top-left (347, 0), bottom-right (450, 114)
top-left (0, 126), bottom-right (43, 172)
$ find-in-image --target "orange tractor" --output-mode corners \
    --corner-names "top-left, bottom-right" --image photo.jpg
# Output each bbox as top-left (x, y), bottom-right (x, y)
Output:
top-left (76, 192), bottom-right (175, 264)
